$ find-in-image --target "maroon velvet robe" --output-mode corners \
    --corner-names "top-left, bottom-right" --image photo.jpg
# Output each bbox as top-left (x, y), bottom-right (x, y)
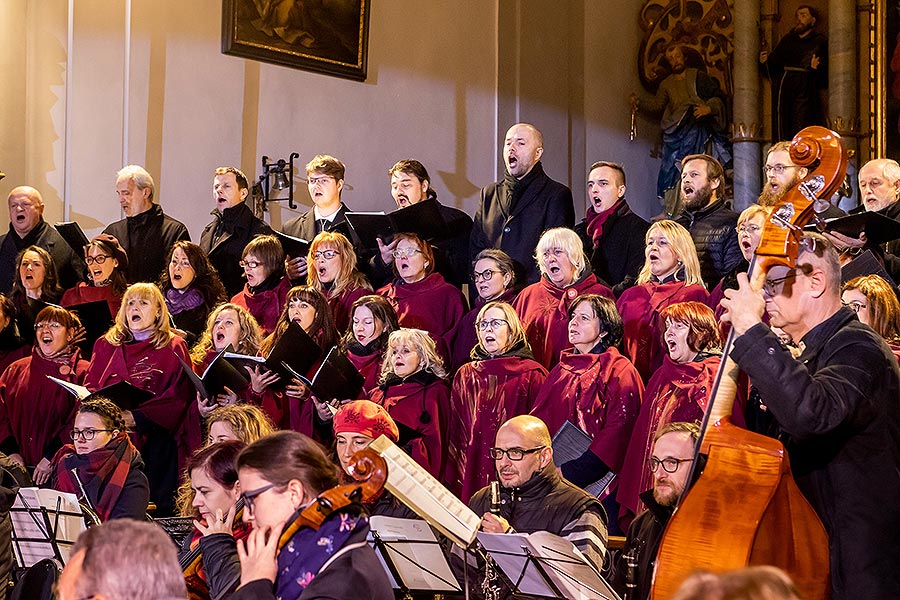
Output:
top-left (447, 356), bottom-right (548, 502)
top-left (530, 347), bottom-right (643, 474)
top-left (328, 285), bottom-right (368, 335)
top-left (449, 289), bottom-right (518, 374)
top-left (230, 276), bottom-right (290, 336)
top-left (369, 375), bottom-right (450, 480)
top-left (0, 348), bottom-right (89, 466)
top-left (348, 349), bottom-right (383, 398)
top-left (616, 281), bottom-right (710, 383)
top-left (513, 274), bottom-right (613, 369)
top-left (61, 282), bottom-right (123, 318)
top-left (377, 273), bottom-right (466, 356)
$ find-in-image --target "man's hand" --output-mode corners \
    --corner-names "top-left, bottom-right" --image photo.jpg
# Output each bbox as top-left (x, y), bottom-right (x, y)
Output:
top-left (823, 230), bottom-right (866, 250)
top-left (285, 256), bottom-right (308, 281)
top-left (811, 54), bottom-right (820, 70)
top-left (719, 273), bottom-right (766, 335)
top-left (237, 522), bottom-right (284, 587)
top-left (480, 513), bottom-right (511, 534)
top-left (376, 238), bottom-right (398, 266)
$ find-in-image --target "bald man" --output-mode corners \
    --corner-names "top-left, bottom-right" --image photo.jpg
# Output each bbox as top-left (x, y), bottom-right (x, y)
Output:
top-left (467, 415), bottom-right (607, 572)
top-left (0, 186), bottom-right (85, 292)
top-left (470, 123), bottom-right (575, 285)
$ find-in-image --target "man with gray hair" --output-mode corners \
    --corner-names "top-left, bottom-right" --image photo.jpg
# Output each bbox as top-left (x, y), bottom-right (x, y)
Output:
top-left (103, 165), bottom-right (190, 284)
top-left (721, 232), bottom-right (900, 599)
top-left (56, 519), bottom-right (187, 600)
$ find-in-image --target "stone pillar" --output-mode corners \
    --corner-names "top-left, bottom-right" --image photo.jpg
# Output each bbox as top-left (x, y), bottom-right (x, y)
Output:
top-left (828, 0), bottom-right (858, 153)
top-left (731, 0), bottom-right (762, 212)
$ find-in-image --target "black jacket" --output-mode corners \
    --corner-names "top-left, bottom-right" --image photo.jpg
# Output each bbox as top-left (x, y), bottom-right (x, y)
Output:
top-left (574, 199), bottom-right (649, 294)
top-left (470, 162), bottom-right (574, 285)
top-left (199, 202), bottom-right (272, 297)
top-left (0, 220), bottom-right (85, 293)
top-left (675, 197), bottom-right (741, 289)
top-left (611, 490), bottom-right (672, 600)
top-left (103, 204), bottom-right (190, 284)
top-left (731, 309), bottom-right (900, 600)
top-left (282, 203), bottom-right (351, 245)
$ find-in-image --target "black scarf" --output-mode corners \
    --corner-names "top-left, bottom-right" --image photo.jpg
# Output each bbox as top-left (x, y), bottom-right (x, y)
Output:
top-left (470, 337), bottom-right (536, 362)
top-left (501, 162), bottom-right (544, 215)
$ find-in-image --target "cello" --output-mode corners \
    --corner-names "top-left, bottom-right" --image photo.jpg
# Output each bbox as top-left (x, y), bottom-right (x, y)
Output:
top-left (650, 126), bottom-right (847, 600)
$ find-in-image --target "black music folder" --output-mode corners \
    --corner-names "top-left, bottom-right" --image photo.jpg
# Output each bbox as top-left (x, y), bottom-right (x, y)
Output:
top-left (54, 222), bottom-right (89, 257)
top-left (345, 199), bottom-right (448, 249)
top-left (224, 321), bottom-right (322, 386)
top-left (293, 346), bottom-right (365, 403)
top-left (48, 377), bottom-right (153, 412)
top-left (274, 230), bottom-right (310, 259)
top-left (178, 349), bottom-right (249, 400)
top-left (804, 210), bottom-right (900, 246)
top-left (67, 300), bottom-right (114, 348)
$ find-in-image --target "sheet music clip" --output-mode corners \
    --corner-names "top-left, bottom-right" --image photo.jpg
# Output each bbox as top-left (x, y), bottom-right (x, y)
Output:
top-left (367, 516), bottom-right (462, 597)
top-left (477, 531), bottom-right (621, 600)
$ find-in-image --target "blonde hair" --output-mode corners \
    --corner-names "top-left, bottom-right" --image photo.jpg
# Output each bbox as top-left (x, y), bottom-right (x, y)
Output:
top-left (636, 220), bottom-right (704, 287)
top-left (738, 204), bottom-right (772, 226)
top-left (534, 228), bottom-right (588, 282)
top-left (105, 283), bottom-right (175, 349)
top-left (379, 328), bottom-right (447, 384)
top-left (207, 404), bottom-right (276, 445)
top-left (190, 303), bottom-right (263, 365)
top-left (306, 231), bottom-right (371, 299)
top-left (474, 301), bottom-right (528, 355)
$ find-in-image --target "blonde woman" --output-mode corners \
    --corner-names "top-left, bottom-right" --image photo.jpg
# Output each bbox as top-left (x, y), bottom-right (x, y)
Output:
top-left (85, 282), bottom-right (194, 515)
top-left (513, 228), bottom-right (613, 369)
top-left (307, 231), bottom-right (372, 332)
top-left (708, 205), bottom-right (772, 319)
top-left (616, 220), bottom-right (709, 382)
top-left (447, 301), bottom-right (548, 501)
top-left (369, 328), bottom-right (450, 479)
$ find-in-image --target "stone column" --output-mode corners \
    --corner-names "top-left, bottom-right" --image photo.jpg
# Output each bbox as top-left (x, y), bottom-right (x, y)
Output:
top-left (732, 0), bottom-right (763, 212)
top-left (828, 0), bottom-right (859, 153)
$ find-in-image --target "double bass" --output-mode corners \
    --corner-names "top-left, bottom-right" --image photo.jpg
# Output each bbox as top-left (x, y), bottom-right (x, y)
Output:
top-left (650, 126), bottom-right (846, 599)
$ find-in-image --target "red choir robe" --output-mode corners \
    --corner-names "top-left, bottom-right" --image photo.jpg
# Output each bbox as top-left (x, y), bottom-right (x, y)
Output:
top-left (346, 342), bottom-right (385, 398)
top-left (61, 282), bottom-right (123, 318)
top-left (449, 289), bottom-right (518, 374)
top-left (616, 281), bottom-right (710, 383)
top-left (616, 353), bottom-right (745, 524)
top-left (513, 273), bottom-right (613, 369)
top-left (530, 346), bottom-right (643, 477)
top-left (230, 276), bottom-right (290, 336)
top-left (369, 371), bottom-right (450, 480)
top-left (377, 273), bottom-right (466, 359)
top-left (448, 352), bottom-right (548, 502)
top-left (327, 285), bottom-right (369, 335)
top-left (0, 347), bottom-right (89, 466)
top-left (0, 324), bottom-right (28, 375)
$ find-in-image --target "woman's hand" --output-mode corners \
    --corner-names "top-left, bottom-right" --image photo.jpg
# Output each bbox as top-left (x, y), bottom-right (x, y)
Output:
top-left (33, 457), bottom-right (52, 485)
top-left (284, 378), bottom-right (309, 399)
top-left (247, 365), bottom-right (280, 394)
top-left (122, 410), bottom-right (136, 429)
top-left (216, 386), bottom-right (239, 407)
top-left (312, 396), bottom-right (335, 421)
top-left (194, 503), bottom-right (236, 537)
top-left (197, 392), bottom-right (218, 419)
top-left (237, 521), bottom-right (284, 587)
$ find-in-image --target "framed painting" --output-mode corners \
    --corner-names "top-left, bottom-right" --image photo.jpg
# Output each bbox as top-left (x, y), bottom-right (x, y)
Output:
top-left (222, 0), bottom-right (370, 81)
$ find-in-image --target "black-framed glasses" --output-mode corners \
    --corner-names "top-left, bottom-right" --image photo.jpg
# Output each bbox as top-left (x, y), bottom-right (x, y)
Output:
top-left (842, 300), bottom-right (867, 313)
top-left (240, 482), bottom-right (280, 513)
top-left (763, 271), bottom-right (797, 296)
top-left (85, 254), bottom-right (111, 266)
top-left (473, 269), bottom-right (501, 282)
top-left (70, 428), bottom-right (113, 441)
top-left (314, 249), bottom-right (339, 260)
top-left (649, 457), bottom-right (694, 473)
top-left (489, 446), bottom-right (545, 461)
top-left (477, 318), bottom-right (508, 332)
top-left (763, 164), bottom-right (798, 176)
top-left (239, 260), bottom-right (262, 269)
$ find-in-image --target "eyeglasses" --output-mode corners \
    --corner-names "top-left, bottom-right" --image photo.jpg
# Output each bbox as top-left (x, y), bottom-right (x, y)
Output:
top-left (84, 254), bottom-right (111, 266)
top-left (307, 176), bottom-right (334, 186)
top-left (71, 428), bottom-right (113, 441)
top-left (763, 164), bottom-right (798, 176)
top-left (842, 300), bottom-right (867, 313)
top-left (392, 248), bottom-right (422, 259)
top-left (649, 457), bottom-right (694, 473)
top-left (314, 249), bottom-right (338, 260)
top-left (240, 482), bottom-right (280, 513)
top-left (736, 224), bottom-right (761, 234)
top-left (473, 269), bottom-right (501, 282)
top-left (763, 271), bottom-right (797, 296)
top-left (35, 322), bottom-right (63, 332)
top-left (239, 260), bottom-right (262, 269)
top-left (488, 446), bottom-right (545, 461)
top-left (477, 318), bottom-right (508, 332)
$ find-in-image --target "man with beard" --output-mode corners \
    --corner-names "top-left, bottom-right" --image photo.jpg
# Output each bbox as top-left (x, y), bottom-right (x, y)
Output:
top-left (470, 123), bottom-right (575, 285)
top-left (674, 154), bottom-right (741, 288)
top-left (612, 422), bottom-right (699, 600)
top-left (823, 158), bottom-right (900, 280)
top-left (761, 5), bottom-right (828, 140)
top-left (631, 44), bottom-right (731, 212)
top-left (760, 142), bottom-right (844, 215)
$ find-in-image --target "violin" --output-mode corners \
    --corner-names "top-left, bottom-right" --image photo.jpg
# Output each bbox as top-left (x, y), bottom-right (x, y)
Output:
top-left (650, 126), bottom-right (846, 600)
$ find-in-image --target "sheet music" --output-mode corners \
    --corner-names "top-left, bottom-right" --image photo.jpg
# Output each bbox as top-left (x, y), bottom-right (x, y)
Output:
top-left (11, 488), bottom-right (85, 567)
top-left (368, 436), bottom-right (480, 548)
top-left (368, 516), bottom-right (461, 592)
top-left (553, 421), bottom-right (617, 498)
top-left (46, 376), bottom-right (91, 400)
top-left (477, 531), bottom-right (558, 598)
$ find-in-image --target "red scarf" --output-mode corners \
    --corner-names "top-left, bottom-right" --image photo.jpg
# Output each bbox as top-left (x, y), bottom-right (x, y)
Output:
top-left (584, 199), bottom-right (623, 246)
top-left (51, 432), bottom-right (137, 521)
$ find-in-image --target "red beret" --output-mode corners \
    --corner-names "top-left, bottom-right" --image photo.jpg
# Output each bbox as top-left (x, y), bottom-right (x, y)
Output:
top-left (88, 234), bottom-right (129, 270)
top-left (333, 400), bottom-right (399, 442)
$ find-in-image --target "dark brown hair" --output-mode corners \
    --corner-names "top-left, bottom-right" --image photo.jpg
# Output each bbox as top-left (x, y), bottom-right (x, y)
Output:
top-left (236, 430), bottom-right (339, 497)
top-left (159, 241), bottom-right (227, 305)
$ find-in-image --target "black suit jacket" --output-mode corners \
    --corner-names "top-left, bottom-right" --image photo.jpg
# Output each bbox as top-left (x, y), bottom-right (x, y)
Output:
top-left (199, 203), bottom-right (272, 296)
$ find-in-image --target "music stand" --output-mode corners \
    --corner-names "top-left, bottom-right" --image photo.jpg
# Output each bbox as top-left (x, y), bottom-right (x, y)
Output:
top-left (10, 489), bottom-right (85, 568)
top-left (368, 516), bottom-right (461, 596)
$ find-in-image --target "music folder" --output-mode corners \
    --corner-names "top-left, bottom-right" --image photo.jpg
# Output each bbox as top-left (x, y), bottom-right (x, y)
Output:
top-left (47, 376), bottom-right (153, 412)
top-left (54, 222), bottom-right (90, 257)
top-left (804, 210), bottom-right (900, 246)
top-left (345, 199), bottom-right (448, 249)
top-left (224, 321), bottom-right (322, 386)
top-left (274, 230), bottom-right (310, 259)
top-left (178, 349), bottom-right (249, 401)
top-left (551, 421), bottom-right (616, 497)
top-left (66, 299), bottom-right (114, 349)
top-left (293, 346), bottom-right (365, 403)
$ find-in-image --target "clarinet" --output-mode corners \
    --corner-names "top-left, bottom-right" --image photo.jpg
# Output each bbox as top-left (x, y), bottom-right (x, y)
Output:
top-left (623, 547), bottom-right (639, 600)
top-left (481, 481), bottom-right (502, 600)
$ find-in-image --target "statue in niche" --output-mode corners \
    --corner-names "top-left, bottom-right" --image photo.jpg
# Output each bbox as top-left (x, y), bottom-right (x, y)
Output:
top-left (632, 0), bottom-right (734, 216)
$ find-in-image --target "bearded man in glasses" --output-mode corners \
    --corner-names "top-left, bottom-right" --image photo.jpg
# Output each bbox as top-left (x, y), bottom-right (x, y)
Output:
top-left (720, 232), bottom-right (900, 600)
top-left (467, 415), bottom-right (608, 572)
